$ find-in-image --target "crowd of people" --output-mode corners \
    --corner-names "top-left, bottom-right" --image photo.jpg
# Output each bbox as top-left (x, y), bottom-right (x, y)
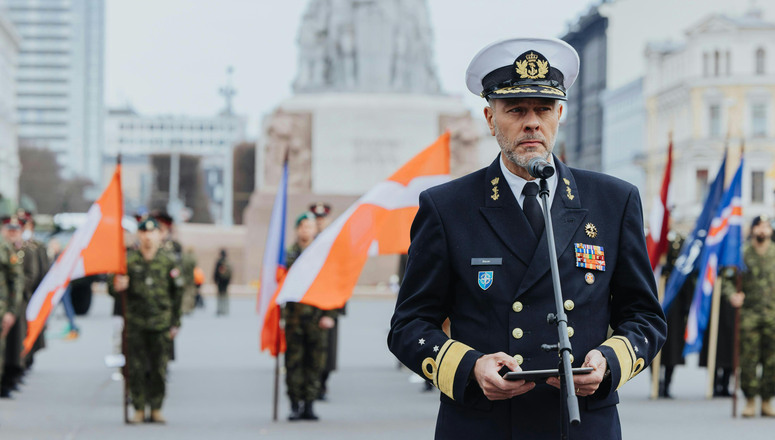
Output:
top-left (0, 212), bottom-right (48, 399)
top-left (0, 208), bottom-right (220, 422)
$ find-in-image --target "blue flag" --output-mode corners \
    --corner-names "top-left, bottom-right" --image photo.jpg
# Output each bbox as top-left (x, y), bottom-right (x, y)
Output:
top-left (683, 158), bottom-right (744, 356)
top-left (662, 151), bottom-right (726, 312)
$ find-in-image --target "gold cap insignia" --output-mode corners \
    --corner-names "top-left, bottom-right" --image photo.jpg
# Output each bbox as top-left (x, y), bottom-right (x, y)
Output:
top-left (491, 177), bottom-right (499, 185)
top-left (585, 223), bottom-right (598, 238)
top-left (563, 178), bottom-right (570, 185)
top-left (515, 51), bottom-right (549, 80)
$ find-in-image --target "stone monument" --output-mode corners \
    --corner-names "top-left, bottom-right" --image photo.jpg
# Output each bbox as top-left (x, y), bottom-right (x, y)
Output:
top-left (244, 0), bottom-right (480, 287)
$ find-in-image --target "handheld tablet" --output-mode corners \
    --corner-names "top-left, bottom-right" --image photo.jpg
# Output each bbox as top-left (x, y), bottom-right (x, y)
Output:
top-left (503, 367), bottom-right (594, 381)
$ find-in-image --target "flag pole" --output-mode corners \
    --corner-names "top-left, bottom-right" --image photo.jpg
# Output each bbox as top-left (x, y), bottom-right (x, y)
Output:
top-left (732, 139), bottom-right (745, 417)
top-left (272, 150), bottom-right (289, 422)
top-left (705, 273), bottom-right (723, 399)
top-left (650, 273), bottom-right (666, 399)
top-left (272, 304), bottom-right (281, 422)
top-left (117, 154), bottom-right (129, 424)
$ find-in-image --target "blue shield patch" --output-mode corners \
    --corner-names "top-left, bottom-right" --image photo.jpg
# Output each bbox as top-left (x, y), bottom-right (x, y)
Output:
top-left (478, 271), bottom-right (493, 291)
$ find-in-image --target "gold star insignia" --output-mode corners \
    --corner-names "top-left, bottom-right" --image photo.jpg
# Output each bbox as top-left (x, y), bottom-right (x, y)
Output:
top-left (585, 223), bottom-right (598, 238)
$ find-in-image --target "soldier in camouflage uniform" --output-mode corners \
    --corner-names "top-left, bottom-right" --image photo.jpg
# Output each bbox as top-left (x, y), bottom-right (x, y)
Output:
top-left (283, 212), bottom-right (337, 421)
top-left (0, 235), bottom-right (16, 398)
top-left (0, 217), bottom-right (25, 398)
top-left (109, 217), bottom-right (184, 423)
top-left (19, 212), bottom-right (51, 364)
top-left (726, 215), bottom-right (775, 417)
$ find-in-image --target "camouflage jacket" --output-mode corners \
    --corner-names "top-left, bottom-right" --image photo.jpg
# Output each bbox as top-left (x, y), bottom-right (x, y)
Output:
top-left (723, 243), bottom-right (775, 313)
top-left (0, 239), bottom-right (25, 316)
top-left (18, 240), bottom-right (43, 301)
top-left (109, 247), bottom-right (184, 331)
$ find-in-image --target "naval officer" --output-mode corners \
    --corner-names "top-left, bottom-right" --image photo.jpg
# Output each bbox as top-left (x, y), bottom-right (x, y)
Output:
top-left (388, 37), bottom-right (666, 439)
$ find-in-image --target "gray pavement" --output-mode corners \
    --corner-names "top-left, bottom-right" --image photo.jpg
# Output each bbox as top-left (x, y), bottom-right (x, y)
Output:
top-left (0, 293), bottom-right (772, 439)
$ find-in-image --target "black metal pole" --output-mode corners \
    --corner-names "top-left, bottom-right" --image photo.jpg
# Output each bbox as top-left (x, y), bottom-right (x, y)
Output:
top-left (538, 178), bottom-right (580, 436)
top-left (120, 286), bottom-right (129, 424)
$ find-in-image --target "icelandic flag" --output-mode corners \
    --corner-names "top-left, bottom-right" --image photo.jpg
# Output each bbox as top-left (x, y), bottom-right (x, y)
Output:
top-left (257, 159), bottom-right (288, 356)
top-left (662, 151), bottom-right (727, 312)
top-left (683, 158), bottom-right (744, 356)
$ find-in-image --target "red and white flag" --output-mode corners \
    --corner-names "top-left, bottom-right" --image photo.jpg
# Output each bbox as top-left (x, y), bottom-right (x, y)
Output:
top-left (275, 132), bottom-right (451, 310)
top-left (647, 138), bottom-right (673, 270)
top-left (23, 165), bottom-right (126, 354)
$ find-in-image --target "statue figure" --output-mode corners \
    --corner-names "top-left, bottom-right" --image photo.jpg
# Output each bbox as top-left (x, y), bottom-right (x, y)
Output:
top-left (292, 0), bottom-right (440, 94)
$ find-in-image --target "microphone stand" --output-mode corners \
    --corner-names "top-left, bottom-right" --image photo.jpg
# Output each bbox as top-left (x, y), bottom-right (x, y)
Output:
top-left (538, 177), bottom-right (580, 438)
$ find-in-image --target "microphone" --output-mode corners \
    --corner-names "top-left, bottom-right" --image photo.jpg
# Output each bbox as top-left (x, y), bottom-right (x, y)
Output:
top-left (527, 157), bottom-right (555, 179)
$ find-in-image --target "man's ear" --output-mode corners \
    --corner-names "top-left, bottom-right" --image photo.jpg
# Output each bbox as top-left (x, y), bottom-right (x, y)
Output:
top-left (484, 105), bottom-right (496, 136)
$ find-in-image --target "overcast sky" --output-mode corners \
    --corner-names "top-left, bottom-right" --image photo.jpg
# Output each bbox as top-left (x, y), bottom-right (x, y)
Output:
top-left (105, 0), bottom-right (598, 136)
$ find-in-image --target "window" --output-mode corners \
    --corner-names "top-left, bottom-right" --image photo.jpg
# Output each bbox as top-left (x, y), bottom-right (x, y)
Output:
top-left (714, 50), bottom-right (720, 76)
top-left (696, 169), bottom-right (709, 203)
top-left (703, 53), bottom-right (709, 77)
top-left (752, 170), bottom-right (765, 203)
top-left (752, 103), bottom-right (767, 138)
top-left (709, 104), bottom-right (722, 137)
top-left (756, 48), bottom-right (766, 75)
top-left (726, 51), bottom-right (731, 75)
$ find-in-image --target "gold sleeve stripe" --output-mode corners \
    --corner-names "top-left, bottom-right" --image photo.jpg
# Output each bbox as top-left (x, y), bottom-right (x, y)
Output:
top-left (432, 339), bottom-right (455, 389)
top-left (434, 339), bottom-right (474, 400)
top-left (601, 335), bottom-right (637, 390)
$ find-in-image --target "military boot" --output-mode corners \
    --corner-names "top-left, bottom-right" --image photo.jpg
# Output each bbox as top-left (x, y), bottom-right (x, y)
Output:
top-left (742, 398), bottom-right (757, 418)
top-left (288, 401), bottom-right (303, 421)
top-left (150, 409), bottom-right (166, 424)
top-left (301, 400), bottom-right (319, 421)
top-left (130, 409), bottom-right (145, 424)
top-left (761, 399), bottom-right (775, 417)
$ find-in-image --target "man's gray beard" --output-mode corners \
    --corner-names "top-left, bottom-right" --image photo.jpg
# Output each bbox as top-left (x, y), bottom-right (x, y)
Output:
top-left (494, 123), bottom-right (551, 169)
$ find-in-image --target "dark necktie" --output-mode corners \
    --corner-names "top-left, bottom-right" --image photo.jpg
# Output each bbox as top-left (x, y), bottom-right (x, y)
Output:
top-left (522, 182), bottom-right (544, 238)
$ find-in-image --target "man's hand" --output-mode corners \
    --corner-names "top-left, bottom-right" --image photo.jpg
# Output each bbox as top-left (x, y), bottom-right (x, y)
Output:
top-left (169, 326), bottom-right (179, 339)
top-left (318, 316), bottom-right (335, 329)
top-left (546, 349), bottom-right (607, 397)
top-left (473, 352), bottom-right (535, 400)
top-left (2, 312), bottom-right (16, 338)
top-left (114, 275), bottom-right (129, 292)
top-left (730, 291), bottom-right (745, 308)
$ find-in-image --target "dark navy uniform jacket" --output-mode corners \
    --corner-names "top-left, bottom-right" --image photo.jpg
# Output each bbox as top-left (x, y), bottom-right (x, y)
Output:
top-left (388, 155), bottom-right (666, 439)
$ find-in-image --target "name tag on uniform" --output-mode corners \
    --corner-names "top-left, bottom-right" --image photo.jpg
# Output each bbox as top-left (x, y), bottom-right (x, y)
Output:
top-left (574, 243), bottom-right (606, 271)
top-left (471, 258), bottom-right (502, 266)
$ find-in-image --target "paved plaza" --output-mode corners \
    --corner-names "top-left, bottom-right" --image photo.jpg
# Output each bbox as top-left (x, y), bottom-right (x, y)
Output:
top-left (0, 293), bottom-right (772, 439)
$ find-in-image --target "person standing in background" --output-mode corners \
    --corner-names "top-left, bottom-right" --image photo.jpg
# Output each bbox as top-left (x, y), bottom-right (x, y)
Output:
top-left (284, 212), bottom-right (337, 421)
top-left (0, 217), bottom-right (26, 399)
top-left (727, 215), bottom-right (775, 418)
top-left (309, 202), bottom-right (342, 401)
top-left (109, 216), bottom-right (183, 423)
top-left (213, 249), bottom-right (232, 316)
